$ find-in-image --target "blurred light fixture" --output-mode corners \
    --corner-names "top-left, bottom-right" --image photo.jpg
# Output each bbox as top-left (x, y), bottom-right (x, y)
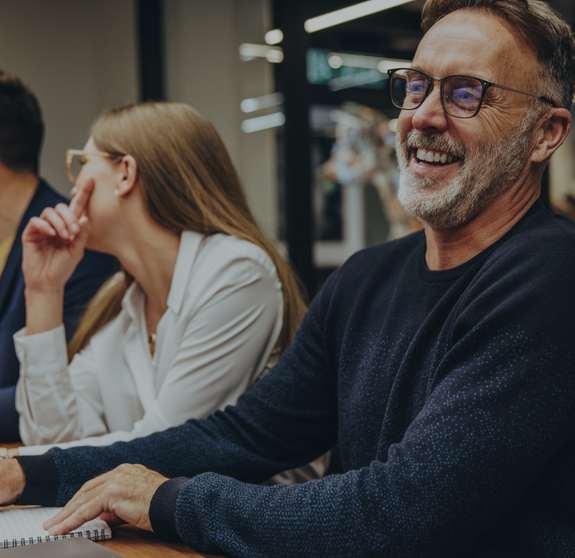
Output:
top-left (305, 0), bottom-right (415, 33)
top-left (328, 52), bottom-right (410, 72)
top-left (242, 112), bottom-right (286, 133)
top-left (265, 29), bottom-right (284, 45)
top-left (377, 58), bottom-right (410, 73)
top-left (328, 55), bottom-right (343, 69)
top-left (239, 43), bottom-right (284, 63)
top-left (388, 118), bottom-right (398, 133)
top-left (329, 69), bottom-right (383, 91)
top-left (240, 92), bottom-right (285, 114)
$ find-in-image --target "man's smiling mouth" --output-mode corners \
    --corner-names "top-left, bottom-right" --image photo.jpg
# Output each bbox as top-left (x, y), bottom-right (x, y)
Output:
top-left (413, 148), bottom-right (461, 166)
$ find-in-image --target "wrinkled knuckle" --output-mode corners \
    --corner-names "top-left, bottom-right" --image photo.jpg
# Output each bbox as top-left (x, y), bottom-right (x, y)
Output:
top-left (77, 504), bottom-right (88, 518)
top-left (105, 482), bottom-right (121, 497)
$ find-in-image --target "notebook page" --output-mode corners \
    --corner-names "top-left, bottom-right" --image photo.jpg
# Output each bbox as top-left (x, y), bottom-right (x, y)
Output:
top-left (0, 507), bottom-right (111, 548)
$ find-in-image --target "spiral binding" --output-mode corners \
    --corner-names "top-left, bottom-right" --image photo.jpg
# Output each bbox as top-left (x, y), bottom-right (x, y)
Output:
top-left (1, 528), bottom-right (109, 548)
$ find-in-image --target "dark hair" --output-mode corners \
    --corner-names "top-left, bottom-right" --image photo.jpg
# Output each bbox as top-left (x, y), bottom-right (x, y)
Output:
top-left (0, 71), bottom-right (44, 173)
top-left (421, 0), bottom-right (575, 110)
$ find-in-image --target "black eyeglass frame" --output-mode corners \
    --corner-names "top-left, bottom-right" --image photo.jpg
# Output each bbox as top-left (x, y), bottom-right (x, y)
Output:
top-left (387, 67), bottom-right (556, 119)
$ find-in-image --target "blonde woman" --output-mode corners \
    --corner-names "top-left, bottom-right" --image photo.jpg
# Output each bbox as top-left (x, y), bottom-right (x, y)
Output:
top-left (10, 102), bottom-right (325, 481)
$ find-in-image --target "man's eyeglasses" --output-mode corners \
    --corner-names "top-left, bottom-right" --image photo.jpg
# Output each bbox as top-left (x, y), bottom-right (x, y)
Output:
top-left (65, 149), bottom-right (118, 185)
top-left (387, 68), bottom-right (555, 119)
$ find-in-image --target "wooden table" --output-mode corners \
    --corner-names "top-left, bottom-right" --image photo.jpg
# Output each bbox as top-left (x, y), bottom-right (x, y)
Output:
top-left (5, 444), bottom-right (223, 558)
top-left (99, 525), bottom-right (220, 558)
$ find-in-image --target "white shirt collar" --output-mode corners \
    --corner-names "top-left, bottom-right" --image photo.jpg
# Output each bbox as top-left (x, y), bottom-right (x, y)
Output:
top-left (121, 230), bottom-right (204, 319)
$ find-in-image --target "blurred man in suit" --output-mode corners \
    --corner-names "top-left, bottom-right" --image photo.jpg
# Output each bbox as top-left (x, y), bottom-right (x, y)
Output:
top-left (0, 71), bottom-right (117, 441)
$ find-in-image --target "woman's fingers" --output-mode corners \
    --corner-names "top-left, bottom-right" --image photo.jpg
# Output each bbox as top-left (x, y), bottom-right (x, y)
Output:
top-left (40, 207), bottom-right (72, 240)
top-left (25, 217), bottom-right (56, 238)
top-left (69, 177), bottom-right (94, 219)
top-left (54, 204), bottom-right (81, 238)
top-left (35, 203), bottom-right (87, 243)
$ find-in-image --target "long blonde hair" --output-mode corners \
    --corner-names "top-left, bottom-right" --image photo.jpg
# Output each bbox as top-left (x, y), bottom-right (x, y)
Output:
top-left (68, 102), bottom-right (306, 359)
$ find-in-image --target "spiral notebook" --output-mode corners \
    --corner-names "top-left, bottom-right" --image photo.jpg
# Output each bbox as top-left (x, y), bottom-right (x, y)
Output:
top-left (0, 507), bottom-right (111, 549)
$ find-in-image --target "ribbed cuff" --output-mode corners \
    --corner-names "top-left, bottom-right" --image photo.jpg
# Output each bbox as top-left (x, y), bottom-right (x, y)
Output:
top-left (149, 477), bottom-right (190, 541)
top-left (15, 453), bottom-right (59, 506)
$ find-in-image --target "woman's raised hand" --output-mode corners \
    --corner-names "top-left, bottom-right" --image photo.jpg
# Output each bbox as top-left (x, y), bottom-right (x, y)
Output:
top-left (22, 178), bottom-right (94, 293)
top-left (22, 178), bottom-right (94, 335)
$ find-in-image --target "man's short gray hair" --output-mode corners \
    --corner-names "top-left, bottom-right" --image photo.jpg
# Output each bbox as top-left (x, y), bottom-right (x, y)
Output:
top-left (421, 0), bottom-right (575, 110)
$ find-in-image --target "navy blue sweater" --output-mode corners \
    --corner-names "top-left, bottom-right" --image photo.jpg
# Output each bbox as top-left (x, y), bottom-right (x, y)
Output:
top-left (17, 201), bottom-right (575, 557)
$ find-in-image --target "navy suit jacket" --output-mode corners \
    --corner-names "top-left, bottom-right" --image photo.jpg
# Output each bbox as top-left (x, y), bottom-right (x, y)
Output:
top-left (0, 180), bottom-right (118, 442)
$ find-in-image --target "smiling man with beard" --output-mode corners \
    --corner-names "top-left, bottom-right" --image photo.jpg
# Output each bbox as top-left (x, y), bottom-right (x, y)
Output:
top-left (1, 0), bottom-right (575, 557)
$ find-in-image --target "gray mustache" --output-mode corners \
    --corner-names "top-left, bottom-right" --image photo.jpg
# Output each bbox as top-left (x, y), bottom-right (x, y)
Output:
top-left (403, 130), bottom-right (467, 161)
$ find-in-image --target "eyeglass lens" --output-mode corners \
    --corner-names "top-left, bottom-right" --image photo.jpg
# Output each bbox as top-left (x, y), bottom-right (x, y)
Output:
top-left (68, 154), bottom-right (85, 183)
top-left (390, 69), bottom-right (484, 118)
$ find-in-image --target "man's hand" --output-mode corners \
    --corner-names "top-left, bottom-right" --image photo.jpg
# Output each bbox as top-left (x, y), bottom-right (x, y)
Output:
top-left (0, 459), bottom-right (26, 505)
top-left (43, 464), bottom-right (168, 535)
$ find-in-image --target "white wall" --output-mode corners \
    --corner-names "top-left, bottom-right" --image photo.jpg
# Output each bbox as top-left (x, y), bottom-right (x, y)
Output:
top-left (164, 0), bottom-right (279, 239)
top-left (0, 0), bottom-right (138, 196)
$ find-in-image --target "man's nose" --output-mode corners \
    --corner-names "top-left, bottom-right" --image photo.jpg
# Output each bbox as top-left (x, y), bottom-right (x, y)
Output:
top-left (411, 87), bottom-right (448, 133)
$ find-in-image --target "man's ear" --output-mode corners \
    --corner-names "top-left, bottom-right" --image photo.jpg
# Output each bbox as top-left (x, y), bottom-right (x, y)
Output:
top-left (530, 107), bottom-right (571, 164)
top-left (116, 155), bottom-right (138, 197)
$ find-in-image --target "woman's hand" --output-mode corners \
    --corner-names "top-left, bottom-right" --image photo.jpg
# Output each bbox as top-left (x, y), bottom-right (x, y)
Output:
top-left (22, 179), bottom-right (94, 335)
top-left (43, 464), bottom-right (168, 534)
top-left (22, 178), bottom-right (94, 293)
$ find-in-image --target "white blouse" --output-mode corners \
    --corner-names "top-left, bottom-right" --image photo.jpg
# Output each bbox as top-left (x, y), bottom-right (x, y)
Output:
top-left (15, 231), bottom-right (283, 456)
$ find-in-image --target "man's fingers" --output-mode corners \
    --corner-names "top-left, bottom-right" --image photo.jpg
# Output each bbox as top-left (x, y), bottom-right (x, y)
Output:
top-left (44, 464), bottom-right (163, 535)
top-left (69, 177), bottom-right (95, 218)
top-left (43, 472), bottom-right (114, 530)
top-left (45, 482), bottom-right (108, 533)
top-left (48, 495), bottom-right (109, 535)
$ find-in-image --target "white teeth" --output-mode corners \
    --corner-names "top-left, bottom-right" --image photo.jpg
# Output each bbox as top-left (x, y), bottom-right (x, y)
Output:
top-left (415, 148), bottom-right (456, 165)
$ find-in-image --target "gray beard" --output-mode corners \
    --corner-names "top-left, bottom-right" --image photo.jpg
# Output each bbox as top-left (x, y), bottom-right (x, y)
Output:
top-left (395, 111), bottom-right (541, 230)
